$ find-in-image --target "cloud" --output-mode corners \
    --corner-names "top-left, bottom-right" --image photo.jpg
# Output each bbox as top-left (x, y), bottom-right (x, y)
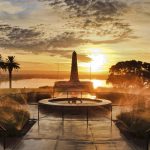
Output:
top-left (0, 23), bottom-right (131, 55)
top-left (0, 1), bottom-right (24, 14)
top-left (49, 31), bottom-right (131, 47)
top-left (40, 31), bottom-right (131, 50)
top-left (48, 49), bottom-right (92, 62)
top-left (48, 49), bottom-right (72, 57)
top-left (0, 25), bottom-right (80, 51)
top-left (0, 24), bottom-right (44, 51)
top-left (0, 0), bottom-right (139, 55)
top-left (39, 0), bottom-right (132, 40)
top-left (42, 0), bottom-right (128, 16)
top-left (77, 54), bottom-right (92, 62)
top-left (7, 27), bottom-right (42, 40)
top-left (48, 32), bottom-right (86, 48)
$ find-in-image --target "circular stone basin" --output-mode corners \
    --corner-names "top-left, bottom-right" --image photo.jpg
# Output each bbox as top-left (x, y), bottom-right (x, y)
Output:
top-left (39, 97), bottom-right (112, 107)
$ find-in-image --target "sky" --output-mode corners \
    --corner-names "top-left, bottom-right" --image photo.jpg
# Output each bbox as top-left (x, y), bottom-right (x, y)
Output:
top-left (0, 0), bottom-right (150, 76)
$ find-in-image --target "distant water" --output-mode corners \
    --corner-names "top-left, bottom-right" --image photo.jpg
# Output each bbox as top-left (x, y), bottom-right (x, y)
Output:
top-left (0, 78), bottom-right (112, 89)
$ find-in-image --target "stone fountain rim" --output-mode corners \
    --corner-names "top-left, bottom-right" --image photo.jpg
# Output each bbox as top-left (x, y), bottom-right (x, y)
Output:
top-left (39, 98), bottom-right (112, 107)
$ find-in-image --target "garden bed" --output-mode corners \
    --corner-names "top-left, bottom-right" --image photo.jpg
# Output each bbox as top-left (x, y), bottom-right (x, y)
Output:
top-left (116, 110), bottom-right (150, 138)
top-left (0, 95), bottom-right (31, 137)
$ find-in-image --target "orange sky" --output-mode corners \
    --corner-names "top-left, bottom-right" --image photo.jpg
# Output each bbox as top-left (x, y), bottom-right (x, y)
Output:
top-left (0, 0), bottom-right (150, 76)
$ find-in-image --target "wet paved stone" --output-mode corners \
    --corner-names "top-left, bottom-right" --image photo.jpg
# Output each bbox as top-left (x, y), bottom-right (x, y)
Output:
top-left (13, 118), bottom-right (134, 149)
top-left (0, 105), bottom-right (144, 150)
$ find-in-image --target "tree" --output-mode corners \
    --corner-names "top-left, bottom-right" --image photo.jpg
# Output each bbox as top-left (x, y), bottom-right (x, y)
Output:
top-left (5, 56), bottom-right (20, 88)
top-left (0, 55), bottom-right (5, 70)
top-left (107, 60), bottom-right (150, 88)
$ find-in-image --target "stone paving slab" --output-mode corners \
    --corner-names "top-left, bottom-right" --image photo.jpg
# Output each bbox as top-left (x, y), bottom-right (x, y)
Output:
top-left (14, 139), bottom-right (57, 150)
top-left (96, 141), bottom-right (134, 150)
top-left (12, 117), bottom-right (136, 150)
top-left (0, 105), bottom-right (144, 150)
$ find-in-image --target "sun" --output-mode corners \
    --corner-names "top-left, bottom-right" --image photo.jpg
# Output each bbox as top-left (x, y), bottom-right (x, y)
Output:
top-left (78, 47), bottom-right (107, 72)
top-left (88, 54), bottom-right (106, 72)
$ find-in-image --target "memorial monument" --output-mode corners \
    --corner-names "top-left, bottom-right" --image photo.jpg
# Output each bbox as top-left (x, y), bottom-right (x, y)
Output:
top-left (70, 51), bottom-right (79, 82)
top-left (54, 51), bottom-right (93, 91)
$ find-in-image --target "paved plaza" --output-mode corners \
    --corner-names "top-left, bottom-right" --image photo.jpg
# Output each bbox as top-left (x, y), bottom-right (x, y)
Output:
top-left (0, 105), bottom-right (147, 150)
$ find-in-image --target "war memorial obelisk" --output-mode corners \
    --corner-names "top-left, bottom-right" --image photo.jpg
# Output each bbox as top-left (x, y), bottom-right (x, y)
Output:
top-left (70, 51), bottom-right (79, 82)
top-left (54, 51), bottom-right (93, 91)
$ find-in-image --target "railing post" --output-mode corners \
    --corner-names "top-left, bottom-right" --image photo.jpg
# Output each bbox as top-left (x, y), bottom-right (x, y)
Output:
top-left (62, 107), bottom-right (64, 122)
top-left (3, 134), bottom-right (6, 150)
top-left (86, 107), bottom-right (89, 128)
top-left (146, 129), bottom-right (150, 150)
top-left (0, 126), bottom-right (7, 150)
top-left (53, 88), bottom-right (55, 98)
top-left (146, 137), bottom-right (149, 150)
top-left (38, 103), bottom-right (40, 127)
top-left (110, 105), bottom-right (112, 127)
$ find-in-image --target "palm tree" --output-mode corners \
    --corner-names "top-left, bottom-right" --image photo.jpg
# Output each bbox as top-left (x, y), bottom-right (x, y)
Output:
top-left (5, 56), bottom-right (20, 88)
top-left (0, 55), bottom-right (5, 72)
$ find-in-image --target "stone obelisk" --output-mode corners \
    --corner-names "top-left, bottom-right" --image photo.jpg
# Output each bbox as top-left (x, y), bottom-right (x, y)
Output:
top-left (54, 51), bottom-right (93, 90)
top-left (70, 51), bottom-right (79, 82)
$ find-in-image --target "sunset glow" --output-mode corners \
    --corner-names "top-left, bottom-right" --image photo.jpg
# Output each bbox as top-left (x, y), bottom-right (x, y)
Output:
top-left (0, 1), bottom-right (149, 149)
top-left (89, 54), bottom-right (106, 72)
top-left (91, 79), bottom-right (111, 89)
top-left (92, 80), bottom-right (102, 89)
top-left (0, 0), bottom-right (149, 76)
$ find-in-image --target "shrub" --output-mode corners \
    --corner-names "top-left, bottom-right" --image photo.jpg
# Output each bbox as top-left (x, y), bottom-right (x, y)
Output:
top-left (117, 110), bottom-right (150, 138)
top-left (0, 96), bottom-right (30, 136)
top-left (26, 92), bottom-right (51, 103)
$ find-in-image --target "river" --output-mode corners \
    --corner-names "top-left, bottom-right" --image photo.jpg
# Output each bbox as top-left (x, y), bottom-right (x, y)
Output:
top-left (0, 78), bottom-right (112, 89)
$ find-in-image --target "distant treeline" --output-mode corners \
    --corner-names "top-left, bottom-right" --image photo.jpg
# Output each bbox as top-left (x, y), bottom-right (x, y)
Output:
top-left (0, 72), bottom-right (107, 81)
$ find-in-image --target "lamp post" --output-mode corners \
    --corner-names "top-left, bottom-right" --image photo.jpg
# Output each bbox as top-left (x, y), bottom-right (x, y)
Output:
top-left (90, 63), bottom-right (92, 81)
top-left (57, 63), bottom-right (60, 81)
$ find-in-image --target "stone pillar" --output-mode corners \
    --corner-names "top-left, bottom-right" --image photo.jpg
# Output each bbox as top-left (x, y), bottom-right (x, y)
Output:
top-left (70, 51), bottom-right (79, 82)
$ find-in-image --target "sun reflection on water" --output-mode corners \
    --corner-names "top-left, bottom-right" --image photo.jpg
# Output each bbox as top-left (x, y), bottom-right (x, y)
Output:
top-left (91, 79), bottom-right (111, 89)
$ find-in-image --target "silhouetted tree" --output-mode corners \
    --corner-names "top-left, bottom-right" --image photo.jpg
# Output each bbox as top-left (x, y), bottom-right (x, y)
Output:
top-left (107, 60), bottom-right (150, 88)
top-left (0, 55), bottom-right (5, 70)
top-left (5, 56), bottom-right (20, 88)
top-left (0, 55), bottom-right (5, 82)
